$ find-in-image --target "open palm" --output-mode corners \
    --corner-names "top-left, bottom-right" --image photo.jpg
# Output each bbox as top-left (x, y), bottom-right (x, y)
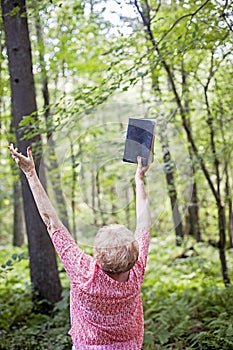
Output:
top-left (8, 143), bottom-right (35, 176)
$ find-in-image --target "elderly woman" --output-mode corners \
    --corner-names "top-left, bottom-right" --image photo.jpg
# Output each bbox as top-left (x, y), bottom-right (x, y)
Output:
top-left (8, 144), bottom-right (151, 350)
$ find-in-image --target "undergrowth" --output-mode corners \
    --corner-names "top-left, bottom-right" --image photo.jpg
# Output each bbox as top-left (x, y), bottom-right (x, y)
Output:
top-left (1, 235), bottom-right (233, 349)
top-left (142, 235), bottom-right (233, 349)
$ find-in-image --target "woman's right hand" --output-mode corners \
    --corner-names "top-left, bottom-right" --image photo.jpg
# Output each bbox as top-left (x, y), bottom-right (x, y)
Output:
top-left (135, 156), bottom-right (149, 182)
top-left (8, 143), bottom-right (36, 177)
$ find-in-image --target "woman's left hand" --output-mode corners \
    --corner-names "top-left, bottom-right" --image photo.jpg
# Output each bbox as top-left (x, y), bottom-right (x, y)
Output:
top-left (8, 143), bottom-right (35, 176)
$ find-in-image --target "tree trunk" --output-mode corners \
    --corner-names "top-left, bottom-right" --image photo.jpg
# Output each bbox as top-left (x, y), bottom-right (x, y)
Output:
top-left (2, 0), bottom-right (62, 306)
top-left (110, 186), bottom-right (117, 219)
top-left (13, 179), bottom-right (25, 246)
top-left (218, 203), bottom-right (230, 285)
top-left (150, 70), bottom-right (184, 245)
top-left (187, 179), bottom-right (201, 242)
top-left (79, 143), bottom-right (89, 205)
top-left (70, 139), bottom-right (77, 241)
top-left (225, 168), bottom-right (233, 248)
top-left (0, 21), bottom-right (4, 229)
top-left (91, 164), bottom-right (98, 226)
top-left (96, 169), bottom-right (106, 226)
top-left (160, 123), bottom-right (184, 246)
top-left (181, 62), bottom-right (201, 242)
top-left (216, 79), bottom-right (233, 249)
top-left (203, 60), bottom-right (230, 284)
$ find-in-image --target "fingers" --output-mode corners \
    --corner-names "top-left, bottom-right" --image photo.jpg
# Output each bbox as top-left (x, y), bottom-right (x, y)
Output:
top-left (14, 156), bottom-right (20, 164)
top-left (8, 144), bottom-right (19, 162)
top-left (137, 156), bottom-right (148, 170)
top-left (8, 143), bottom-right (31, 161)
top-left (136, 155), bottom-right (150, 178)
top-left (8, 143), bottom-right (14, 152)
top-left (137, 156), bottom-right (142, 167)
top-left (8, 143), bottom-right (20, 156)
top-left (10, 150), bottom-right (20, 163)
top-left (27, 146), bottom-right (33, 160)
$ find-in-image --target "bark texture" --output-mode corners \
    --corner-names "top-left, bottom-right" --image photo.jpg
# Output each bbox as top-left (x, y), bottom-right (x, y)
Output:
top-left (13, 179), bottom-right (25, 247)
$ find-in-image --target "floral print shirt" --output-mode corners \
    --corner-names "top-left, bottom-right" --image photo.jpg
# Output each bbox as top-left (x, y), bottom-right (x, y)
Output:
top-left (51, 226), bottom-right (150, 350)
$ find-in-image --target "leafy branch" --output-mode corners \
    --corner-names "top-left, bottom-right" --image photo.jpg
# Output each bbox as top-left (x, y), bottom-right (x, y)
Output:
top-left (158, 0), bottom-right (210, 43)
top-left (0, 252), bottom-right (28, 277)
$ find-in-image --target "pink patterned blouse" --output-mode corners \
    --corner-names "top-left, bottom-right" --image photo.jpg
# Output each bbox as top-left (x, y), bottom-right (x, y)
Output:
top-left (51, 226), bottom-right (150, 350)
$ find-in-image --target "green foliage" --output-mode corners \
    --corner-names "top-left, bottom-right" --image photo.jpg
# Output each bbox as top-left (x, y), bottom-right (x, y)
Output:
top-left (0, 288), bottom-right (71, 350)
top-left (0, 252), bottom-right (28, 276)
top-left (142, 236), bottom-right (233, 349)
top-left (0, 246), bottom-right (71, 350)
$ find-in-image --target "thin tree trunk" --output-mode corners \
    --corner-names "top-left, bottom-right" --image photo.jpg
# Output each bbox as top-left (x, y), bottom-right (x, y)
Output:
top-left (0, 25), bottom-right (4, 226)
top-left (203, 56), bottom-right (229, 284)
top-left (2, 0), bottom-right (62, 305)
top-left (150, 70), bottom-right (184, 245)
top-left (225, 168), bottom-right (233, 248)
top-left (110, 186), bottom-right (117, 219)
top-left (215, 79), bottom-right (233, 248)
top-left (160, 121), bottom-right (184, 245)
top-left (218, 203), bottom-right (230, 285)
top-left (79, 143), bottom-right (89, 205)
top-left (181, 61), bottom-right (201, 242)
top-left (187, 177), bottom-right (201, 241)
top-left (96, 170), bottom-right (106, 226)
top-left (91, 164), bottom-right (98, 226)
top-left (70, 139), bottom-right (77, 241)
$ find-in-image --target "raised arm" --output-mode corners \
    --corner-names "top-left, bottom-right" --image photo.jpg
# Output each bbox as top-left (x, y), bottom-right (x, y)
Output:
top-left (8, 144), bottom-right (63, 235)
top-left (135, 156), bottom-right (151, 233)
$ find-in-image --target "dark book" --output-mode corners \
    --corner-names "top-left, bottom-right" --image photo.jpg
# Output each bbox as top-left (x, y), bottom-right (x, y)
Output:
top-left (123, 118), bottom-right (156, 166)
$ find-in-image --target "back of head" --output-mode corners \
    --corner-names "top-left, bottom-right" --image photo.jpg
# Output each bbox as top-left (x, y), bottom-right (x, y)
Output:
top-left (93, 224), bottom-right (139, 274)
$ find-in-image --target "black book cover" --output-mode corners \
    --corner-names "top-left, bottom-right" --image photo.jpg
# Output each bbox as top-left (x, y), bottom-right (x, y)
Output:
top-left (123, 118), bottom-right (156, 166)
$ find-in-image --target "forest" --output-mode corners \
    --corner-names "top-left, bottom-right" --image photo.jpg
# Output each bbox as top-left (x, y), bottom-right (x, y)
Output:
top-left (0, 0), bottom-right (233, 349)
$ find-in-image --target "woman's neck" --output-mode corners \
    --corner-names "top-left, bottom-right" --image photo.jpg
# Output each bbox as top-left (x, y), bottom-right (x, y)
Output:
top-left (105, 270), bottom-right (130, 282)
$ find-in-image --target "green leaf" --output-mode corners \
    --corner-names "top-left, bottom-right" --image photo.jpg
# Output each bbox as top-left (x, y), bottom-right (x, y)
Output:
top-left (19, 252), bottom-right (27, 260)
top-left (9, 6), bottom-right (20, 16)
top-left (6, 260), bottom-right (12, 266)
top-left (157, 328), bottom-right (171, 344)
